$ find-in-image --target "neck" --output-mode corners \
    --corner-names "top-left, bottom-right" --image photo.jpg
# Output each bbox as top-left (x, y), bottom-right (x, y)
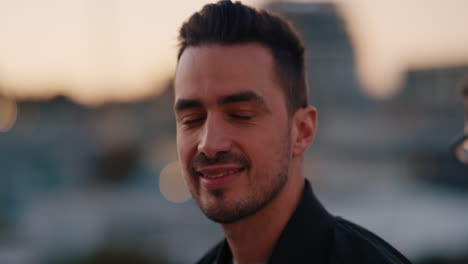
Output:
top-left (221, 159), bottom-right (305, 264)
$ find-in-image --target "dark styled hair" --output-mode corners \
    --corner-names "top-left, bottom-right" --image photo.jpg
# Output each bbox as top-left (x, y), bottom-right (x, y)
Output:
top-left (177, 0), bottom-right (309, 114)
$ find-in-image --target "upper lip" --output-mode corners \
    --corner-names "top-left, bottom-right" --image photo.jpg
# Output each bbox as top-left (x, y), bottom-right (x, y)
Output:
top-left (195, 165), bottom-right (245, 176)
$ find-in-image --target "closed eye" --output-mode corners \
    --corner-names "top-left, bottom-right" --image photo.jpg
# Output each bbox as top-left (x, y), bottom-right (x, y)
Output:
top-left (183, 117), bottom-right (205, 125)
top-left (229, 113), bottom-right (253, 120)
top-left (179, 113), bottom-right (206, 125)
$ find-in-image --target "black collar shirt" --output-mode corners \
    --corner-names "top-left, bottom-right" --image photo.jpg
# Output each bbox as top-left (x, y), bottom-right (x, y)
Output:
top-left (196, 180), bottom-right (412, 264)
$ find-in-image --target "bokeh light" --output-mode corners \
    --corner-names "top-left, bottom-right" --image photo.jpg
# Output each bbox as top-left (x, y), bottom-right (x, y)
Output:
top-left (0, 97), bottom-right (18, 132)
top-left (453, 136), bottom-right (468, 165)
top-left (159, 160), bottom-right (191, 203)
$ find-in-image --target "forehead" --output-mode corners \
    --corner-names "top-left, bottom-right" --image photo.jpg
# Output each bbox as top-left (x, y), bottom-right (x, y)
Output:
top-left (174, 43), bottom-right (282, 104)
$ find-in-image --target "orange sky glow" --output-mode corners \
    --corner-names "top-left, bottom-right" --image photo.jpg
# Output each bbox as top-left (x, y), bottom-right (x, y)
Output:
top-left (0, 0), bottom-right (467, 105)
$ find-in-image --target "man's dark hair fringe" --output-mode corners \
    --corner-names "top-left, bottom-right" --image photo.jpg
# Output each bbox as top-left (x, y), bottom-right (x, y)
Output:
top-left (177, 0), bottom-right (309, 113)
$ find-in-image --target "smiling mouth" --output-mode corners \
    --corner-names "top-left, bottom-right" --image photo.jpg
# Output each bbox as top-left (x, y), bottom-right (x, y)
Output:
top-left (196, 167), bottom-right (245, 179)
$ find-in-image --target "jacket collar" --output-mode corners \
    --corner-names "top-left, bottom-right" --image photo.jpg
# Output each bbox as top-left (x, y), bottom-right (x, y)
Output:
top-left (214, 179), bottom-right (335, 264)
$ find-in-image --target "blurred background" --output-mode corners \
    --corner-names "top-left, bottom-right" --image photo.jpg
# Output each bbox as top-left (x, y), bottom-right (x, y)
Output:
top-left (1, 0), bottom-right (468, 263)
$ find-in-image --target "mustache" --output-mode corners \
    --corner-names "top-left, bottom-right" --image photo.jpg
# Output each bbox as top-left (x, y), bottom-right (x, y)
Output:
top-left (190, 152), bottom-right (251, 171)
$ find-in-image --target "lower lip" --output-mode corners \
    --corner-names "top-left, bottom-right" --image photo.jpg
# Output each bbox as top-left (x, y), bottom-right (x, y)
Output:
top-left (199, 170), bottom-right (243, 189)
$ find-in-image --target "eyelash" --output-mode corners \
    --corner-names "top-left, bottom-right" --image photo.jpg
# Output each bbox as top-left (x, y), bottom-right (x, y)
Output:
top-left (182, 117), bottom-right (204, 125)
top-left (181, 112), bottom-right (254, 126)
top-left (229, 114), bottom-right (252, 120)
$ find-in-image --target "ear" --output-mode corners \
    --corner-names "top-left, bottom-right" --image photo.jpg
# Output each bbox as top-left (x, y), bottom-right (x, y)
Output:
top-left (291, 106), bottom-right (317, 157)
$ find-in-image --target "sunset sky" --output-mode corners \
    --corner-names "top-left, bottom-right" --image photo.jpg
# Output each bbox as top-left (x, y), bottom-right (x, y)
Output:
top-left (0, 0), bottom-right (467, 105)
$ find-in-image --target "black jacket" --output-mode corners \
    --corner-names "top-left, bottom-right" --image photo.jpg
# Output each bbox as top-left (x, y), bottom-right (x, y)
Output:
top-left (196, 180), bottom-right (412, 264)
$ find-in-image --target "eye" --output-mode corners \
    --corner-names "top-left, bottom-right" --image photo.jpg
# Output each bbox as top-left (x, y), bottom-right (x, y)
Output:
top-left (229, 112), bottom-right (254, 120)
top-left (183, 118), bottom-right (204, 125)
top-left (179, 113), bottom-right (205, 125)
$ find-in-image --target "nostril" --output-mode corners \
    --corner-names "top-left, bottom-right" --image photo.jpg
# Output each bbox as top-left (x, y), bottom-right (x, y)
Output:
top-left (197, 116), bottom-right (232, 158)
top-left (198, 136), bottom-right (232, 158)
top-left (199, 150), bottom-right (228, 161)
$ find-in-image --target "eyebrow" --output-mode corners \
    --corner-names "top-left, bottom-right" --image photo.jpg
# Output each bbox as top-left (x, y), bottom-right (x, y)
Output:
top-left (218, 91), bottom-right (265, 105)
top-left (174, 99), bottom-right (203, 112)
top-left (174, 90), bottom-right (266, 112)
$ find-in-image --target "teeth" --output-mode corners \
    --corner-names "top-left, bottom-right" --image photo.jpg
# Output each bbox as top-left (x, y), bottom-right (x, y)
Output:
top-left (203, 169), bottom-right (240, 179)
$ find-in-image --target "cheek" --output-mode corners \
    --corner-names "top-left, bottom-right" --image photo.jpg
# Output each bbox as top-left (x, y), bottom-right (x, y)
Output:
top-left (176, 132), bottom-right (195, 166)
top-left (269, 125), bottom-right (291, 155)
top-left (242, 128), bottom-right (287, 162)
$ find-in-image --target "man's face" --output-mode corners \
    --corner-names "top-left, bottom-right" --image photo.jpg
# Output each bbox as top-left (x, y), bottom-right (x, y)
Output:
top-left (174, 43), bottom-right (292, 223)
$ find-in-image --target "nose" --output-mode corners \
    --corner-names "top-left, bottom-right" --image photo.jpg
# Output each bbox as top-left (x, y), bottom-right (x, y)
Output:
top-left (197, 115), bottom-right (232, 159)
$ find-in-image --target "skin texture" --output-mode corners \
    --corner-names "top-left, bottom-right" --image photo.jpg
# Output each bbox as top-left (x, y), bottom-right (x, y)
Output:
top-left (174, 43), bottom-right (317, 264)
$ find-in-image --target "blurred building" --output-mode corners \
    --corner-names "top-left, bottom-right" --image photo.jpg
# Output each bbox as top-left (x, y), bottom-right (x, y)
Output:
top-left (267, 1), bottom-right (468, 185)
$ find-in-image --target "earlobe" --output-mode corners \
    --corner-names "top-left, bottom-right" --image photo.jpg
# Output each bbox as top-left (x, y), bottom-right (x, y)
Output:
top-left (292, 106), bottom-right (317, 157)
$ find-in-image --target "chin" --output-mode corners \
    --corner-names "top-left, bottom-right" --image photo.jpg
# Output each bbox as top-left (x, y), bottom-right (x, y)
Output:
top-left (202, 206), bottom-right (250, 224)
top-left (198, 192), bottom-right (268, 224)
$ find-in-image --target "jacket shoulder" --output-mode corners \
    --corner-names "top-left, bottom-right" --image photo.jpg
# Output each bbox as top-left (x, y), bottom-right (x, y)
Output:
top-left (332, 217), bottom-right (412, 264)
top-left (195, 241), bottom-right (223, 264)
